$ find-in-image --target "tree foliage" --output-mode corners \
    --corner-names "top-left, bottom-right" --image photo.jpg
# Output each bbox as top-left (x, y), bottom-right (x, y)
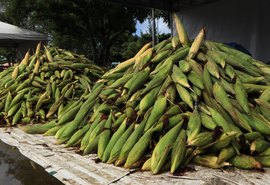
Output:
top-left (121, 33), bottom-right (170, 60)
top-left (1, 0), bottom-right (149, 66)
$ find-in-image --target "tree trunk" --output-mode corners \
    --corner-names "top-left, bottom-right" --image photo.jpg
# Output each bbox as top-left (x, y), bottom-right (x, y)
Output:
top-left (98, 45), bottom-right (110, 67)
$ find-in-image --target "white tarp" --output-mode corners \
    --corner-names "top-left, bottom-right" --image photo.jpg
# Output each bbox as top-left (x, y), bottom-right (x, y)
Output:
top-left (175, 0), bottom-right (270, 63)
top-left (0, 21), bottom-right (46, 40)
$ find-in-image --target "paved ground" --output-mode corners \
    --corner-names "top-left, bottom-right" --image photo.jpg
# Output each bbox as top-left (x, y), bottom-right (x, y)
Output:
top-left (0, 127), bottom-right (270, 185)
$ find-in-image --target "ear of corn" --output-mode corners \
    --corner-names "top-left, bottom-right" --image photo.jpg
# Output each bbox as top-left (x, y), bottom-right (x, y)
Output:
top-left (234, 79), bottom-right (250, 113)
top-left (248, 111), bottom-right (270, 135)
top-left (139, 86), bottom-right (161, 115)
top-left (250, 139), bottom-right (270, 154)
top-left (107, 123), bottom-right (134, 164)
top-left (188, 131), bottom-right (216, 147)
top-left (217, 146), bottom-right (236, 165)
top-left (258, 147), bottom-right (270, 157)
top-left (151, 122), bottom-right (182, 174)
top-left (65, 124), bottom-right (90, 147)
top-left (134, 48), bottom-right (153, 71)
top-left (97, 129), bottom-right (112, 159)
top-left (134, 42), bottom-right (152, 58)
top-left (200, 112), bottom-right (217, 130)
top-left (187, 109), bottom-right (201, 143)
top-left (179, 59), bottom-right (191, 73)
top-left (124, 122), bottom-right (162, 169)
top-left (173, 13), bottom-right (189, 47)
top-left (101, 118), bottom-right (127, 162)
top-left (144, 95), bottom-right (167, 132)
top-left (205, 57), bottom-right (220, 79)
top-left (259, 88), bottom-right (270, 102)
top-left (171, 65), bottom-right (190, 88)
top-left (171, 36), bottom-right (180, 49)
top-left (254, 156), bottom-right (270, 167)
top-left (176, 84), bottom-right (193, 109)
top-left (209, 131), bottom-right (238, 152)
top-left (213, 82), bottom-right (237, 120)
top-left (188, 28), bottom-right (205, 59)
top-left (234, 109), bottom-right (252, 132)
top-left (193, 155), bottom-right (230, 169)
top-left (170, 128), bottom-right (187, 173)
top-left (188, 71), bottom-right (204, 90)
top-left (116, 119), bottom-right (147, 166)
top-left (230, 154), bottom-right (262, 169)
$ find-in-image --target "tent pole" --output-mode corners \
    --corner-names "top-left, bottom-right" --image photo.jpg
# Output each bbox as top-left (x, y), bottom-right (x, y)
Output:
top-left (156, 17), bottom-right (159, 43)
top-left (170, 11), bottom-right (173, 36)
top-left (151, 8), bottom-right (156, 47)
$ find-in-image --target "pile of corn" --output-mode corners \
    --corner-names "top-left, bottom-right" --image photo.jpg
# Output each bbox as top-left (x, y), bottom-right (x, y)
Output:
top-left (22, 14), bottom-right (270, 174)
top-left (0, 44), bottom-right (104, 127)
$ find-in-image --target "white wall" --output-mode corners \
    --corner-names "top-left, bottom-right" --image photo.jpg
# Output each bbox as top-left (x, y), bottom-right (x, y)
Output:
top-left (175, 0), bottom-right (270, 63)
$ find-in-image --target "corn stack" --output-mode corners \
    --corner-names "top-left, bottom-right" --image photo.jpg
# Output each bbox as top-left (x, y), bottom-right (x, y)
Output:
top-left (0, 45), bottom-right (104, 130)
top-left (20, 14), bottom-right (270, 174)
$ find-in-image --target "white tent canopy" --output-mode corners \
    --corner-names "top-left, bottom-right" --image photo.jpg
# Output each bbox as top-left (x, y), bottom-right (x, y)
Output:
top-left (0, 21), bottom-right (46, 40)
top-left (175, 0), bottom-right (270, 63)
top-left (0, 21), bottom-right (47, 60)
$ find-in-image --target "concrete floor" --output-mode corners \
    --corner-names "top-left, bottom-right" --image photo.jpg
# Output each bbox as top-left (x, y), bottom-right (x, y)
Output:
top-left (0, 127), bottom-right (270, 185)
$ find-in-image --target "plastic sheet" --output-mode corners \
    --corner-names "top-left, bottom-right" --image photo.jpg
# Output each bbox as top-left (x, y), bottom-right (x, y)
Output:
top-left (1, 128), bottom-right (270, 185)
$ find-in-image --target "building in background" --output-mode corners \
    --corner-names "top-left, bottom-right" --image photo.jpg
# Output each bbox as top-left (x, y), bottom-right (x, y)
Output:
top-left (108, 0), bottom-right (270, 63)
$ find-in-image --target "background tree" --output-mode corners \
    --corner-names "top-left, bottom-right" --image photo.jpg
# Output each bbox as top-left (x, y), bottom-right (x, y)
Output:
top-left (121, 33), bottom-right (170, 60)
top-left (1, 0), bottom-right (149, 67)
